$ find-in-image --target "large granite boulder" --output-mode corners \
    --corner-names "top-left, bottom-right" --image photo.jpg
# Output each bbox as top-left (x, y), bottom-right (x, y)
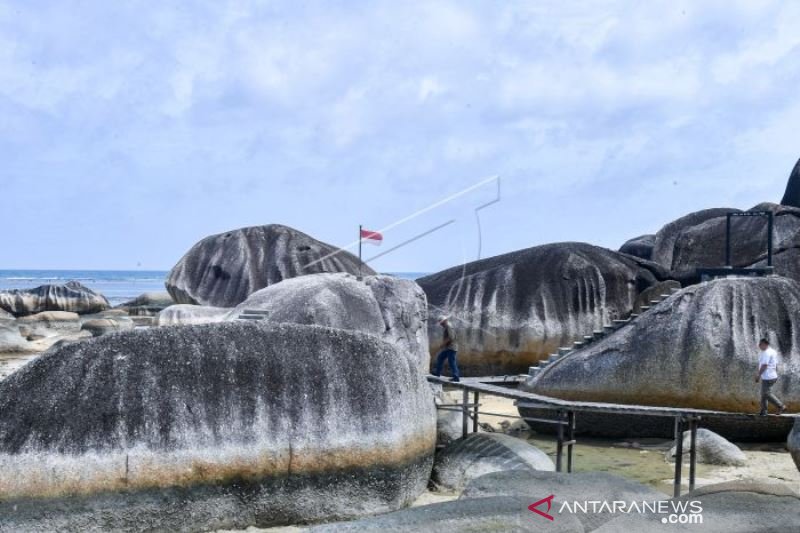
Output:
top-left (166, 224), bottom-right (374, 307)
top-left (462, 470), bottom-right (665, 530)
top-left (789, 418), bottom-right (800, 472)
top-left (308, 495), bottom-right (582, 532)
top-left (416, 242), bottom-right (665, 376)
top-left (0, 322), bottom-right (436, 531)
top-left (117, 292), bottom-right (173, 317)
top-left (431, 433), bottom-right (554, 491)
top-left (671, 203), bottom-right (800, 274)
top-left (521, 277), bottom-right (800, 440)
top-left (16, 311), bottom-right (81, 339)
top-left (596, 480), bottom-right (800, 532)
top-left (650, 207), bottom-right (740, 270)
top-left (230, 273), bottom-right (429, 373)
top-left (780, 157), bottom-right (800, 208)
top-left (619, 234), bottom-right (656, 260)
top-left (666, 428), bottom-right (747, 466)
top-left (0, 281), bottom-right (109, 317)
top-left (156, 304), bottom-right (231, 326)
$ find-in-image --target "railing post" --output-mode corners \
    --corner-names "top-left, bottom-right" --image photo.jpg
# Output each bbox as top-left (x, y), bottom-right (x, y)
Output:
top-left (473, 391), bottom-right (480, 433)
top-left (673, 416), bottom-right (684, 498)
top-left (567, 411), bottom-right (575, 473)
top-left (461, 387), bottom-right (469, 439)
top-left (725, 213), bottom-right (732, 267)
top-left (556, 411), bottom-right (564, 473)
top-left (767, 212), bottom-right (774, 267)
top-left (689, 418), bottom-right (698, 492)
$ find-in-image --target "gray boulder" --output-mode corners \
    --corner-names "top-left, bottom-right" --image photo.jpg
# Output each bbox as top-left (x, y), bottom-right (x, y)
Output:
top-left (789, 418), bottom-right (800, 472)
top-left (230, 273), bottom-right (429, 374)
top-left (780, 157), bottom-right (800, 208)
top-left (156, 304), bottom-right (231, 326)
top-left (462, 470), bottom-right (665, 530)
top-left (417, 242), bottom-right (665, 376)
top-left (671, 203), bottom-right (800, 274)
top-left (308, 495), bottom-right (584, 532)
top-left (117, 292), bottom-right (173, 317)
top-left (432, 388), bottom-right (467, 445)
top-left (80, 316), bottom-right (135, 337)
top-left (619, 234), bottom-right (656, 260)
top-left (632, 280), bottom-right (681, 313)
top-left (310, 495), bottom-right (582, 532)
top-left (0, 322), bottom-right (435, 531)
top-left (666, 428), bottom-right (747, 466)
top-left (0, 281), bottom-right (109, 317)
top-left (522, 277), bottom-right (799, 440)
top-left (166, 224), bottom-right (373, 307)
top-left (650, 207), bottom-right (740, 270)
top-left (0, 320), bottom-right (34, 354)
top-left (596, 480), bottom-right (800, 533)
top-left (432, 433), bottom-right (554, 491)
top-left (16, 311), bottom-right (81, 339)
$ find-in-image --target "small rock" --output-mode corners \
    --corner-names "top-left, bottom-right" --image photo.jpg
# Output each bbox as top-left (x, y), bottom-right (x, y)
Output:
top-left (667, 428), bottom-right (747, 466)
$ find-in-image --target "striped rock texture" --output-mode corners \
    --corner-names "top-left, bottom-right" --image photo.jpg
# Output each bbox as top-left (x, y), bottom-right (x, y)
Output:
top-left (0, 322), bottom-right (436, 531)
top-left (431, 433), bottom-right (554, 491)
top-left (230, 273), bottom-right (430, 374)
top-left (417, 242), bottom-right (664, 376)
top-left (166, 224), bottom-right (374, 307)
top-left (522, 277), bottom-right (800, 439)
top-left (0, 281), bottom-right (109, 317)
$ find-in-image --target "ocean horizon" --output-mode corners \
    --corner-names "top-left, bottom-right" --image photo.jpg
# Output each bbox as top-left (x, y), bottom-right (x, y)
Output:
top-left (0, 270), bottom-right (429, 306)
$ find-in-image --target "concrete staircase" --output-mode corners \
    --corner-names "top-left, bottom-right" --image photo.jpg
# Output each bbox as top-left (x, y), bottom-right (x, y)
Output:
top-left (526, 287), bottom-right (681, 380)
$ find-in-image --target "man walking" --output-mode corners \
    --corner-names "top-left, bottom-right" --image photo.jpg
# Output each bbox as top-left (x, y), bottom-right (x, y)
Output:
top-left (755, 338), bottom-right (786, 415)
top-left (433, 315), bottom-right (460, 382)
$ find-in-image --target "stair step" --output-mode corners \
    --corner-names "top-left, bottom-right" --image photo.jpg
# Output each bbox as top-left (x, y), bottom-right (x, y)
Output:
top-left (572, 341), bottom-right (585, 348)
top-left (639, 306), bottom-right (650, 311)
top-left (238, 315), bottom-right (265, 320)
top-left (242, 310), bottom-right (269, 315)
top-left (558, 347), bottom-right (573, 355)
top-left (649, 300), bottom-right (661, 305)
top-left (583, 335), bottom-right (594, 341)
top-left (612, 319), bottom-right (629, 325)
top-left (630, 313), bottom-right (640, 318)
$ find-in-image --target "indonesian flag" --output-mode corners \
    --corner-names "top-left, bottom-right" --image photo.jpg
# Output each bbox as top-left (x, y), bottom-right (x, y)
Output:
top-left (360, 228), bottom-right (383, 245)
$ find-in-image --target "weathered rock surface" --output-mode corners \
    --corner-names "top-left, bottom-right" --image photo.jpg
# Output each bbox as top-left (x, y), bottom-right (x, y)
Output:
top-left (462, 470), bottom-right (665, 530)
top-left (671, 203), bottom-right (800, 273)
top-left (230, 273), bottom-right (430, 374)
top-left (0, 309), bottom-right (12, 320)
top-left (780, 157), bottom-right (800, 208)
top-left (156, 304), bottom-right (231, 326)
top-left (619, 234), bottom-right (656, 260)
top-left (432, 387), bottom-right (466, 445)
top-left (667, 428), bottom-right (747, 466)
top-left (789, 418), bottom-right (800, 472)
top-left (81, 317), bottom-right (135, 337)
top-left (166, 224), bottom-right (374, 307)
top-left (650, 207), bottom-right (740, 270)
top-left (0, 281), bottom-right (110, 317)
top-left (16, 311), bottom-right (81, 339)
top-left (431, 433), bottom-right (554, 491)
top-left (309, 495), bottom-right (583, 532)
top-left (118, 292), bottom-right (173, 317)
top-left (0, 320), bottom-right (35, 354)
top-left (0, 322), bottom-right (435, 532)
top-left (632, 280), bottom-right (681, 313)
top-left (522, 277), bottom-right (799, 440)
top-left (417, 242), bottom-right (665, 376)
top-left (596, 480), bottom-right (800, 533)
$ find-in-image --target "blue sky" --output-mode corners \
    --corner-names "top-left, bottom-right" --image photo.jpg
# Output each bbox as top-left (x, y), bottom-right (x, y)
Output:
top-left (1, 1), bottom-right (799, 272)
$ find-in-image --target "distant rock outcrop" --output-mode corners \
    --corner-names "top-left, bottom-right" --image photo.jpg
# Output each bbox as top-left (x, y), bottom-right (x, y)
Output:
top-left (780, 157), bottom-right (800, 208)
top-left (0, 322), bottom-right (435, 531)
top-left (80, 317), bottom-right (135, 337)
top-left (230, 273), bottom-right (430, 374)
top-left (16, 311), bottom-right (81, 339)
top-left (0, 281), bottom-right (109, 317)
top-left (522, 277), bottom-right (799, 440)
top-left (166, 224), bottom-right (373, 307)
top-left (417, 242), bottom-right (665, 376)
top-left (431, 433), bottom-right (554, 491)
top-left (156, 304), bottom-right (231, 326)
top-left (117, 292), bottom-right (173, 317)
top-left (619, 234), bottom-right (656, 260)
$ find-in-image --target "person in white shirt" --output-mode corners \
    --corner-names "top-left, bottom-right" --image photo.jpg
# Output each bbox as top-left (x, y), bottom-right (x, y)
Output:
top-left (755, 338), bottom-right (786, 416)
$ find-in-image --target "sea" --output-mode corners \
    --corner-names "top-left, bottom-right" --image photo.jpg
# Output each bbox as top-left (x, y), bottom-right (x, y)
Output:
top-left (0, 270), bottom-right (428, 307)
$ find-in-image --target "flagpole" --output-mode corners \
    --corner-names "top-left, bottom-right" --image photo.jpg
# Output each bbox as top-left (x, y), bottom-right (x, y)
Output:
top-left (358, 224), bottom-right (362, 280)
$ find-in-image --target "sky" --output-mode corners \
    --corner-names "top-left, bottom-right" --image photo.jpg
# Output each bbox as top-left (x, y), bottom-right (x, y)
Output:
top-left (1, 1), bottom-right (799, 273)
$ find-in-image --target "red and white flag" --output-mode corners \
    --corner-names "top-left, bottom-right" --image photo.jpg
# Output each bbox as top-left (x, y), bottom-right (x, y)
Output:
top-left (360, 228), bottom-right (383, 246)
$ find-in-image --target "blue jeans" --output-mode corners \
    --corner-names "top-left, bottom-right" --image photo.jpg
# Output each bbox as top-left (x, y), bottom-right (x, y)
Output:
top-left (434, 349), bottom-right (460, 379)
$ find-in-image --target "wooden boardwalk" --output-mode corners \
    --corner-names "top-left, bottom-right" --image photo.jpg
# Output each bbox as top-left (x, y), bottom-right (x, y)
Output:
top-left (428, 374), bottom-right (797, 497)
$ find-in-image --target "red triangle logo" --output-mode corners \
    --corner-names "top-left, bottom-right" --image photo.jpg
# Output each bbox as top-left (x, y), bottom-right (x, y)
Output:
top-left (528, 494), bottom-right (555, 521)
